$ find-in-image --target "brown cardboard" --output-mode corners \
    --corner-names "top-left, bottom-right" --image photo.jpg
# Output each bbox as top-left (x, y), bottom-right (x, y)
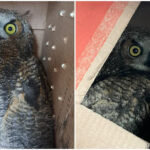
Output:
top-left (41, 2), bottom-right (74, 148)
top-left (0, 2), bottom-right (74, 148)
top-left (76, 105), bottom-right (148, 148)
top-left (76, 2), bottom-right (149, 148)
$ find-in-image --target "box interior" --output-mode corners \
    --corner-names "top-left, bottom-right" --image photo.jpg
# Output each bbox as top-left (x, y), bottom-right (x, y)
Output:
top-left (76, 1), bottom-right (149, 148)
top-left (0, 2), bottom-right (74, 148)
top-left (81, 1), bottom-right (150, 143)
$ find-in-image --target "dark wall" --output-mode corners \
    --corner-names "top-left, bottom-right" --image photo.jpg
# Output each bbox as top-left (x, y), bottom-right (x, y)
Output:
top-left (128, 2), bottom-right (150, 29)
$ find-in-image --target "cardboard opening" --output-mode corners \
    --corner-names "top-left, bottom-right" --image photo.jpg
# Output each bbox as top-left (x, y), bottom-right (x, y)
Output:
top-left (0, 2), bottom-right (74, 148)
top-left (76, 1), bottom-right (149, 148)
top-left (82, 1), bottom-right (150, 143)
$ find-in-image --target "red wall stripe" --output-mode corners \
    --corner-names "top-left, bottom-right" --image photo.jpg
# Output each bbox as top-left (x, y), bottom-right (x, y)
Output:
top-left (76, 2), bottom-right (113, 60)
top-left (76, 2), bottom-right (128, 88)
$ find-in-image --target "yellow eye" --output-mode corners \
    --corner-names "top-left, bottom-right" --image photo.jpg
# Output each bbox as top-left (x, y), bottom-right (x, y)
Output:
top-left (129, 45), bottom-right (142, 57)
top-left (5, 24), bottom-right (16, 35)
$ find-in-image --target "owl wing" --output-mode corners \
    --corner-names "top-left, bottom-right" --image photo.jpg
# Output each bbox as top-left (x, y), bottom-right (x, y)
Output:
top-left (37, 60), bottom-right (53, 105)
top-left (0, 59), bottom-right (55, 148)
top-left (35, 59), bottom-right (55, 147)
top-left (82, 75), bottom-right (150, 135)
top-left (22, 58), bottom-right (53, 110)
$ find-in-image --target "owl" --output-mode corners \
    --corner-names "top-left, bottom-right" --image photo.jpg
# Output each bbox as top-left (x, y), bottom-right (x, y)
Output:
top-left (0, 9), bottom-right (55, 148)
top-left (82, 26), bottom-right (150, 142)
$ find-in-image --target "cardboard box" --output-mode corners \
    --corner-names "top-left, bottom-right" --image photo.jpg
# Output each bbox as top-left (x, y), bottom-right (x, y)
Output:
top-left (76, 1), bottom-right (149, 148)
top-left (0, 2), bottom-right (74, 148)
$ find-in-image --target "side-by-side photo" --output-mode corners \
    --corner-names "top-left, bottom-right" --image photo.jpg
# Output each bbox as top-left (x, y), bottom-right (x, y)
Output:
top-left (0, 2), bottom-right (74, 148)
top-left (2, 1), bottom-right (150, 149)
top-left (76, 1), bottom-right (150, 149)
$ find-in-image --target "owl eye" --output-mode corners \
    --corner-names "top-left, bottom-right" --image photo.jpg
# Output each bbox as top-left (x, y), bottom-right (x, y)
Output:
top-left (5, 23), bottom-right (16, 35)
top-left (129, 45), bottom-right (142, 57)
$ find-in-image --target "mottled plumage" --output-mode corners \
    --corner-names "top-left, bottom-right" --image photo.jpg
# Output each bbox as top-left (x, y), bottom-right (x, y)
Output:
top-left (0, 9), bottom-right (55, 148)
top-left (82, 27), bottom-right (150, 141)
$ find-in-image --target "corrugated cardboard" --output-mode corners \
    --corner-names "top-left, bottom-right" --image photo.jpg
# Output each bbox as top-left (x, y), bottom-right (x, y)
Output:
top-left (41, 2), bottom-right (74, 148)
top-left (76, 1), bottom-right (149, 148)
top-left (0, 2), bottom-right (74, 148)
top-left (76, 105), bottom-right (148, 148)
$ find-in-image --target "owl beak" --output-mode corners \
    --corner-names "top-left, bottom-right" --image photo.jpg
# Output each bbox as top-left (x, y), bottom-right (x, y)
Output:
top-left (144, 60), bottom-right (150, 67)
top-left (144, 53), bottom-right (150, 67)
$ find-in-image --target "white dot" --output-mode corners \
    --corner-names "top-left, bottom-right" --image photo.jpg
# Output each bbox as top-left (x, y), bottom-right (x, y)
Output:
top-left (51, 45), bottom-right (56, 50)
top-left (54, 68), bottom-right (58, 72)
top-left (48, 24), bottom-right (52, 29)
top-left (52, 26), bottom-right (56, 32)
top-left (63, 37), bottom-right (68, 44)
top-left (61, 63), bottom-right (67, 69)
top-left (46, 41), bottom-right (49, 46)
top-left (42, 57), bottom-right (46, 61)
top-left (52, 115), bottom-right (55, 118)
top-left (48, 57), bottom-right (52, 61)
top-left (70, 11), bottom-right (74, 18)
top-left (51, 85), bottom-right (54, 90)
top-left (59, 10), bottom-right (66, 16)
top-left (58, 96), bottom-right (63, 101)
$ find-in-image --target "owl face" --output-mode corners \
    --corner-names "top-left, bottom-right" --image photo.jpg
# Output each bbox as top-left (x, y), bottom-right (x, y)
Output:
top-left (0, 9), bottom-right (34, 62)
top-left (121, 37), bottom-right (150, 72)
top-left (119, 28), bottom-right (150, 72)
top-left (0, 9), bottom-right (32, 43)
top-left (95, 28), bottom-right (150, 83)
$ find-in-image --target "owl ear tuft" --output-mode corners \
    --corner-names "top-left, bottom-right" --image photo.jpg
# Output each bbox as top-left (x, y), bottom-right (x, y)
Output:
top-left (21, 10), bottom-right (30, 16)
top-left (20, 10), bottom-right (32, 20)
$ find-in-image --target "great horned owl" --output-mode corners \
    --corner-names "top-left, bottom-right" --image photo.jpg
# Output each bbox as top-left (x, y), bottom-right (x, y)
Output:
top-left (0, 9), bottom-right (55, 148)
top-left (82, 27), bottom-right (150, 142)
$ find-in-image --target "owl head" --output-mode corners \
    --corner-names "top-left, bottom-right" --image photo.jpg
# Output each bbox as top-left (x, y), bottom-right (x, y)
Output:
top-left (0, 8), bottom-right (33, 60)
top-left (118, 26), bottom-right (150, 72)
top-left (95, 27), bottom-right (150, 83)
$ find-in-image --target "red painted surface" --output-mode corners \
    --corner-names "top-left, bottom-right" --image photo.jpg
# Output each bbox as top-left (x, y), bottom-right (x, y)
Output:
top-left (76, 2), bottom-right (113, 60)
top-left (76, 2), bottom-right (128, 88)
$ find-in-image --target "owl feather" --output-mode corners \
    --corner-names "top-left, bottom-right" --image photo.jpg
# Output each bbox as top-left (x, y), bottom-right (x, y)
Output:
top-left (0, 9), bottom-right (55, 148)
top-left (82, 27), bottom-right (150, 142)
